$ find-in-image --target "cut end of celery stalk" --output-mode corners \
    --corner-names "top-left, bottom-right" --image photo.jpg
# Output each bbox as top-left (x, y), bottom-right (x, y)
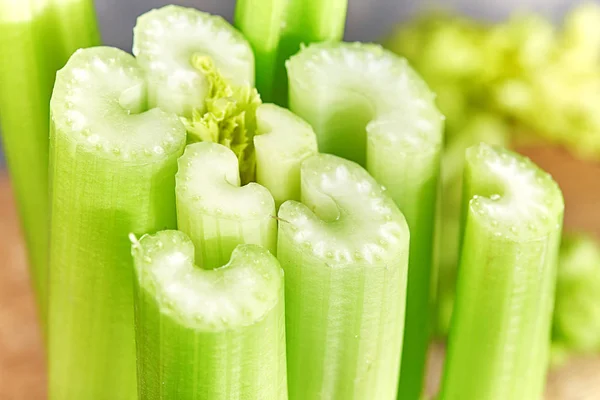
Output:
top-left (287, 42), bottom-right (443, 166)
top-left (254, 103), bottom-right (318, 206)
top-left (175, 141), bottom-right (277, 269)
top-left (133, 5), bottom-right (254, 117)
top-left (464, 143), bottom-right (564, 240)
top-left (279, 153), bottom-right (409, 265)
top-left (132, 230), bottom-right (283, 330)
top-left (176, 141), bottom-right (275, 219)
top-left (51, 46), bottom-right (186, 161)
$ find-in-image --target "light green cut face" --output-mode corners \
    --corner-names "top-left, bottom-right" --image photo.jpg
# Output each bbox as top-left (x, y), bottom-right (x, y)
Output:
top-left (287, 42), bottom-right (443, 166)
top-left (51, 46), bottom-right (186, 161)
top-left (133, 5), bottom-right (254, 117)
top-left (132, 230), bottom-right (283, 331)
top-left (176, 141), bottom-right (274, 219)
top-left (279, 154), bottom-right (410, 266)
top-left (465, 143), bottom-right (564, 240)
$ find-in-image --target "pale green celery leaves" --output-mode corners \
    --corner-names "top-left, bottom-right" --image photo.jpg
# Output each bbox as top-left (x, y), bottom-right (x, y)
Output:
top-left (183, 55), bottom-right (262, 184)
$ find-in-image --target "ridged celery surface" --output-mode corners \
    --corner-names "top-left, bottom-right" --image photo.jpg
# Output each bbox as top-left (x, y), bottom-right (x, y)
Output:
top-left (132, 231), bottom-right (287, 400)
top-left (254, 103), bottom-right (318, 208)
top-left (440, 144), bottom-right (564, 400)
top-left (278, 154), bottom-right (410, 400)
top-left (48, 47), bottom-right (186, 400)
top-left (234, 0), bottom-right (348, 104)
top-left (0, 0), bottom-right (99, 326)
top-left (287, 42), bottom-right (443, 399)
top-left (176, 141), bottom-right (276, 270)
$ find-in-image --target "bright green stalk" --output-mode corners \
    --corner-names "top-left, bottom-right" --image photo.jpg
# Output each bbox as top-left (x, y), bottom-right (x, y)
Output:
top-left (133, 5), bottom-right (254, 119)
top-left (48, 47), bottom-right (187, 400)
top-left (254, 103), bottom-right (318, 208)
top-left (277, 154), bottom-right (410, 400)
top-left (287, 42), bottom-right (443, 399)
top-left (133, 5), bottom-right (259, 183)
top-left (234, 0), bottom-right (348, 104)
top-left (51, 0), bottom-right (100, 57)
top-left (440, 144), bottom-right (564, 400)
top-left (131, 230), bottom-right (288, 400)
top-left (176, 141), bottom-right (276, 270)
top-left (0, 0), bottom-right (99, 328)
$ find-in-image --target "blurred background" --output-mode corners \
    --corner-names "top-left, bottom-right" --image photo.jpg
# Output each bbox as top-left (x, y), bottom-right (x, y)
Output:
top-left (2, 0), bottom-right (600, 399)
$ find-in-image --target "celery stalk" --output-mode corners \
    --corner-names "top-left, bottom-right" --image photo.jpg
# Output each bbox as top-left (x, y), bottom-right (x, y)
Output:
top-left (131, 230), bottom-right (288, 400)
top-left (133, 5), bottom-right (254, 118)
top-left (278, 154), bottom-right (410, 400)
top-left (176, 141), bottom-right (276, 270)
top-left (439, 144), bottom-right (564, 400)
top-left (51, 0), bottom-right (99, 56)
top-left (254, 103), bottom-right (318, 208)
top-left (48, 47), bottom-right (187, 399)
top-left (0, 0), bottom-right (99, 327)
top-left (287, 42), bottom-right (443, 398)
top-left (234, 0), bottom-right (348, 104)
top-left (133, 5), bottom-right (260, 184)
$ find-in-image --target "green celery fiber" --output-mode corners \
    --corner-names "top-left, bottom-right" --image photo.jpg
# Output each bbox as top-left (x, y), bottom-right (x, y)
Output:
top-left (0, 0), bottom-right (99, 327)
top-left (48, 47), bottom-right (186, 400)
top-left (278, 154), bottom-right (410, 400)
top-left (440, 144), bottom-right (564, 400)
top-left (235, 0), bottom-right (348, 104)
top-left (287, 42), bottom-right (443, 399)
top-left (132, 230), bottom-right (288, 400)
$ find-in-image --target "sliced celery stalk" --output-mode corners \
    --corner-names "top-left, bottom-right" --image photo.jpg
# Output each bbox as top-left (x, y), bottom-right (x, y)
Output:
top-left (287, 42), bottom-right (443, 399)
top-left (48, 47), bottom-right (187, 400)
top-left (0, 0), bottom-right (99, 327)
top-left (176, 141), bottom-right (276, 270)
top-left (133, 5), bottom-right (254, 118)
top-left (131, 230), bottom-right (287, 399)
top-left (278, 154), bottom-right (410, 400)
top-left (440, 144), bottom-right (564, 400)
top-left (254, 103), bottom-right (318, 208)
top-left (234, 0), bottom-right (348, 104)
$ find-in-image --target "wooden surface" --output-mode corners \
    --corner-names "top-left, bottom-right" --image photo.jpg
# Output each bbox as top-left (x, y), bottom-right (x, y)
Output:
top-left (0, 145), bottom-right (599, 399)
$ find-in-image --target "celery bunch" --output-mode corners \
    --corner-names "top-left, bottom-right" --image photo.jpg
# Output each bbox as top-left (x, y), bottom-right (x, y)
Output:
top-left (21, 2), bottom-right (576, 400)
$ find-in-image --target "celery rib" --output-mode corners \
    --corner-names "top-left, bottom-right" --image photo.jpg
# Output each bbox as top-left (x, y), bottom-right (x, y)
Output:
top-left (48, 47), bottom-right (187, 399)
top-left (133, 5), bottom-right (254, 118)
top-left (131, 231), bottom-right (288, 400)
top-left (439, 144), bottom-right (564, 400)
top-left (0, 0), bottom-right (99, 329)
top-left (278, 154), bottom-right (409, 399)
top-left (234, 0), bottom-right (348, 104)
top-left (287, 42), bottom-right (443, 399)
top-left (254, 103), bottom-right (318, 208)
top-left (176, 141), bottom-right (276, 270)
